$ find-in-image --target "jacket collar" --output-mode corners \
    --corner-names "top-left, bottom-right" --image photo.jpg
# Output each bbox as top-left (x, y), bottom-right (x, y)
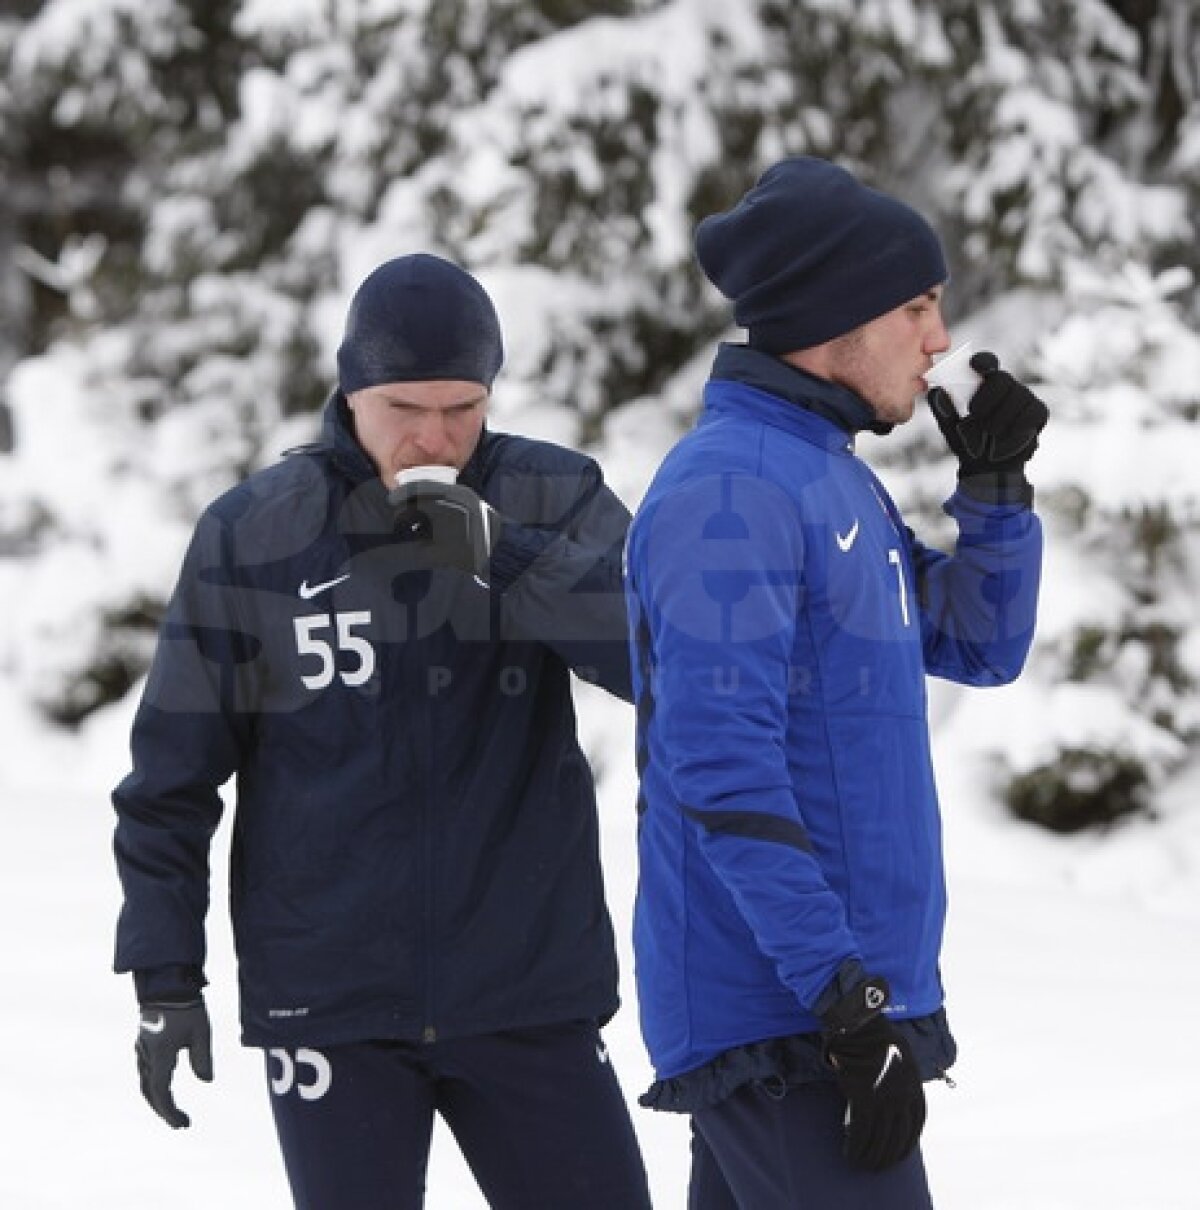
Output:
top-left (319, 390), bottom-right (376, 484)
top-left (707, 344), bottom-right (885, 443)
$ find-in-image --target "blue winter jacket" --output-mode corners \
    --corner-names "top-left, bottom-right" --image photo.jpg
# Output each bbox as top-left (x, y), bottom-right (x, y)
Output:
top-left (114, 393), bottom-right (632, 1047)
top-left (625, 347), bottom-right (1043, 1082)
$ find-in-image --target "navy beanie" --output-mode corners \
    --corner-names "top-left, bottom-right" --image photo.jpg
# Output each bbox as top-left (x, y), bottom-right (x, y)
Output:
top-left (695, 158), bottom-right (947, 352)
top-left (337, 253), bottom-right (505, 393)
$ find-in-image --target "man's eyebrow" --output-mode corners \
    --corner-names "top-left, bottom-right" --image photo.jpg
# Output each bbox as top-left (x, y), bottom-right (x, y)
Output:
top-left (379, 391), bottom-right (487, 408)
top-left (908, 289), bottom-right (942, 307)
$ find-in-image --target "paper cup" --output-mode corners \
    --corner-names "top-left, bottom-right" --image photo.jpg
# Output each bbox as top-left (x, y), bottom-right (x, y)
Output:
top-left (394, 464), bottom-right (459, 488)
top-left (924, 342), bottom-right (981, 411)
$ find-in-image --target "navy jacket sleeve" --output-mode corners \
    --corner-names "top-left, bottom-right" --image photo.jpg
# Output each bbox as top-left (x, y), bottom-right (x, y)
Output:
top-left (908, 489), bottom-right (1044, 685)
top-left (488, 452), bottom-right (633, 701)
top-left (112, 508), bottom-right (258, 983)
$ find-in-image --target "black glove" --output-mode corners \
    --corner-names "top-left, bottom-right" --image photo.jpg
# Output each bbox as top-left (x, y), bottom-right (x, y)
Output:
top-left (928, 351), bottom-right (1049, 506)
top-left (821, 976), bottom-right (926, 1172)
top-left (387, 479), bottom-right (504, 586)
top-left (135, 999), bottom-right (213, 1129)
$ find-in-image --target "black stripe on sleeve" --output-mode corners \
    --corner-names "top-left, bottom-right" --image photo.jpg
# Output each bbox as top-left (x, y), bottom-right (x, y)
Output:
top-left (682, 806), bottom-right (814, 853)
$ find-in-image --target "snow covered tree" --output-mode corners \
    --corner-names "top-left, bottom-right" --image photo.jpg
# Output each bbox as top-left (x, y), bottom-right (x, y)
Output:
top-left (990, 263), bottom-right (1200, 832)
top-left (858, 0), bottom-right (1200, 831)
top-left (0, 0), bottom-right (1196, 832)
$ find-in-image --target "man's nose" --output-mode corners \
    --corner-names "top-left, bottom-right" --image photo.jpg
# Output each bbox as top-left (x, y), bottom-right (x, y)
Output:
top-left (926, 319), bottom-right (951, 356)
top-left (414, 414), bottom-right (452, 457)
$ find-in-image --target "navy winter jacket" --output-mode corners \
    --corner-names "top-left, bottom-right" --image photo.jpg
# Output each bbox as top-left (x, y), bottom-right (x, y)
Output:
top-left (113, 393), bottom-right (632, 1047)
top-left (625, 349), bottom-right (1043, 1082)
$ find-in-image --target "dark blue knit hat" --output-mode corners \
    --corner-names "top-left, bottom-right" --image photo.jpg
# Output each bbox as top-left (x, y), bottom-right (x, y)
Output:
top-left (695, 158), bottom-right (947, 353)
top-left (337, 254), bottom-right (505, 393)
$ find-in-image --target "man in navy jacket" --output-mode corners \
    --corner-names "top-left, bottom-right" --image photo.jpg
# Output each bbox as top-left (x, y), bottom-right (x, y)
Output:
top-left (113, 254), bottom-right (651, 1209)
top-left (625, 159), bottom-right (1047, 1207)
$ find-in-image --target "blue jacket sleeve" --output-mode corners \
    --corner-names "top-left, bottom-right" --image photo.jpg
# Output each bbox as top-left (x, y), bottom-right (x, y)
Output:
top-left (112, 509), bottom-right (258, 980)
top-left (910, 489), bottom-right (1044, 686)
top-left (491, 456), bottom-right (633, 701)
top-left (628, 473), bottom-right (861, 1012)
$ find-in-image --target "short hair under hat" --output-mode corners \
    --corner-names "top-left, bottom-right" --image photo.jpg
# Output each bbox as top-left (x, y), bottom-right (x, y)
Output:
top-left (337, 253), bottom-right (505, 393)
top-left (694, 157), bottom-right (948, 353)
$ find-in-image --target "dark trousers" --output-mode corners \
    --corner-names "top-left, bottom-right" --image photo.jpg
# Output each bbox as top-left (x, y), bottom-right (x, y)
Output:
top-left (267, 1020), bottom-right (652, 1210)
top-left (689, 1079), bottom-right (934, 1210)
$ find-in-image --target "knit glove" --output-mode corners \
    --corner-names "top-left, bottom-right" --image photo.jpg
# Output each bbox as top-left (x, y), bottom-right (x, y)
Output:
top-left (135, 999), bottom-right (213, 1128)
top-left (928, 351), bottom-right (1049, 506)
top-left (388, 480), bottom-right (504, 586)
top-left (821, 976), bottom-right (926, 1172)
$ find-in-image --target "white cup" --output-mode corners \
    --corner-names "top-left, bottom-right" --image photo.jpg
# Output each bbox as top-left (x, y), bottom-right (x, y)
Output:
top-left (394, 464), bottom-right (459, 489)
top-left (924, 342), bottom-right (981, 412)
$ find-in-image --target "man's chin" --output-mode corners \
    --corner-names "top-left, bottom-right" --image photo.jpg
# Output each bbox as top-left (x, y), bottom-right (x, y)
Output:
top-left (890, 397), bottom-right (920, 425)
top-left (865, 398), bottom-right (916, 430)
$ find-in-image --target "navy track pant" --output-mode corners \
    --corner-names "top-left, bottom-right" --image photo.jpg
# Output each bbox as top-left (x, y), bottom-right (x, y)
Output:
top-left (266, 1019), bottom-right (652, 1210)
top-left (688, 1078), bottom-right (934, 1210)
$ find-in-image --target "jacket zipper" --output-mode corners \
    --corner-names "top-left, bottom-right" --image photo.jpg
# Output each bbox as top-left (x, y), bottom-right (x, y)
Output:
top-left (417, 612), bottom-right (438, 1045)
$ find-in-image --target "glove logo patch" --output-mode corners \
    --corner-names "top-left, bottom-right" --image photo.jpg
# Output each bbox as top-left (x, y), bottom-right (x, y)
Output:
top-left (873, 1043), bottom-right (903, 1090)
top-left (865, 985), bottom-right (887, 1011)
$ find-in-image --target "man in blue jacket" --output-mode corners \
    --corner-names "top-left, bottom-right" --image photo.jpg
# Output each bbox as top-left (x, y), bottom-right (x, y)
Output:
top-left (625, 158), bottom-right (1047, 1208)
top-left (113, 254), bottom-right (651, 1209)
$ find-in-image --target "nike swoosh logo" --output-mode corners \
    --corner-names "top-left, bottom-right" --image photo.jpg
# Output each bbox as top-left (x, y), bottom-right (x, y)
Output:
top-left (140, 1014), bottom-right (166, 1035)
top-left (874, 1043), bottom-right (903, 1090)
top-left (298, 573), bottom-right (350, 600)
top-left (836, 519), bottom-right (860, 552)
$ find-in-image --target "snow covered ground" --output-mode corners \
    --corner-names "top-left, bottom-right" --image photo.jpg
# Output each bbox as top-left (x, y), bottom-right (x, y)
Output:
top-left (1, 674), bottom-right (1198, 1210)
